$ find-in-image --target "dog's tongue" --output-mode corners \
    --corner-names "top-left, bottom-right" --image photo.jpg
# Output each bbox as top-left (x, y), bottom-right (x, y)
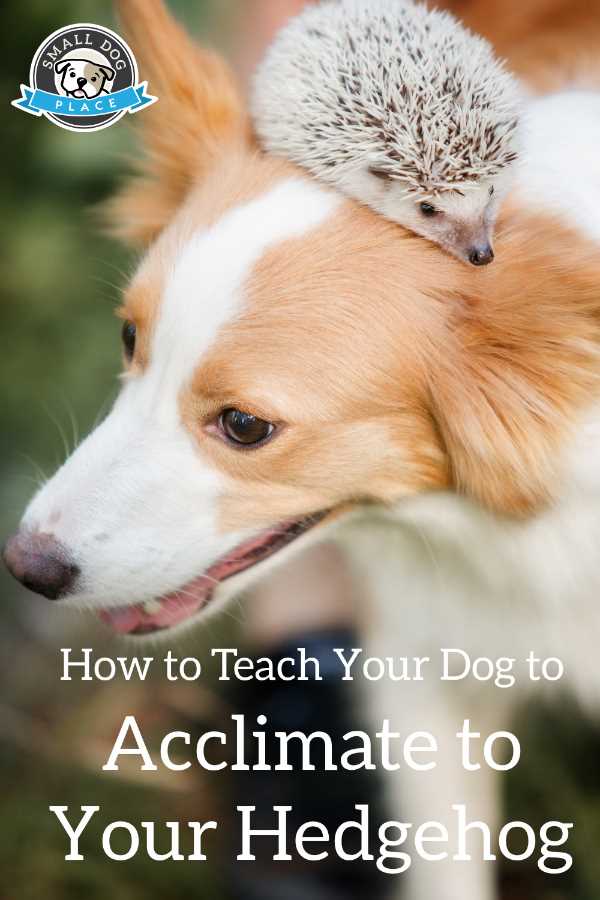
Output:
top-left (99, 578), bottom-right (214, 635)
top-left (97, 533), bottom-right (274, 635)
top-left (99, 605), bottom-right (144, 634)
top-left (98, 519), bottom-right (319, 636)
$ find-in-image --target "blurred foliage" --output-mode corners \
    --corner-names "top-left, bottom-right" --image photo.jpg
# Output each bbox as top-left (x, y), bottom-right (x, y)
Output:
top-left (503, 701), bottom-right (600, 899)
top-left (0, 0), bottom-right (228, 491)
top-left (1, 2), bottom-right (600, 899)
top-left (0, 2), bottom-right (232, 898)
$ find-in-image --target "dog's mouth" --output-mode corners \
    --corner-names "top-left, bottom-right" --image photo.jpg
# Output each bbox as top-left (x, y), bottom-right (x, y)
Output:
top-left (98, 512), bottom-right (328, 637)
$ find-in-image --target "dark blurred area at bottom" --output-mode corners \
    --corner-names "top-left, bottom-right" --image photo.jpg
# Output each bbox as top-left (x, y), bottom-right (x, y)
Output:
top-left (218, 630), bottom-right (390, 900)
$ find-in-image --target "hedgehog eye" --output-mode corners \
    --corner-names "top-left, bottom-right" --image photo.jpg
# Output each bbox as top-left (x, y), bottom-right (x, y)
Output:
top-left (419, 202), bottom-right (438, 217)
top-left (121, 321), bottom-right (136, 361)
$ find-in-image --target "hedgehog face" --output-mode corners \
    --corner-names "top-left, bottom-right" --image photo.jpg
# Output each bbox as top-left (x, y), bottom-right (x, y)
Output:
top-left (371, 177), bottom-right (507, 267)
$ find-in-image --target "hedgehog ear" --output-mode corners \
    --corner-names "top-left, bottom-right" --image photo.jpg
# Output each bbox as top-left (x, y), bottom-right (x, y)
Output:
top-left (106, 0), bottom-right (246, 245)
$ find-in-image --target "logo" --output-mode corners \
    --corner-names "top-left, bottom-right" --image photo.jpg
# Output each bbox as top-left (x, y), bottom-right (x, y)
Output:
top-left (12, 23), bottom-right (156, 132)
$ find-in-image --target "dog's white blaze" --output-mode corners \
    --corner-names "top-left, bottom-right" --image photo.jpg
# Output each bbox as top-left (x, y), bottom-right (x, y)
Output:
top-left (145, 177), bottom-right (341, 424)
top-left (21, 177), bottom-right (339, 609)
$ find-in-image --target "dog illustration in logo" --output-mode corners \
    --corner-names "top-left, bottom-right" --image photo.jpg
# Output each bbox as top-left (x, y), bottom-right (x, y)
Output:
top-left (54, 48), bottom-right (115, 99)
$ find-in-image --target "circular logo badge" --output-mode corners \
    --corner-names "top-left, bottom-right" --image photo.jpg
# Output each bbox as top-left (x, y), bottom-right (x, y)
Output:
top-left (13, 23), bottom-right (156, 133)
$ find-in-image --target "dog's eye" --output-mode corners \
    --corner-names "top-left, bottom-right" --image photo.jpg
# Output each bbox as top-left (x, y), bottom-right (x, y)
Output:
top-left (121, 321), bottom-right (136, 361)
top-left (419, 202), bottom-right (438, 217)
top-left (91, 77), bottom-right (97, 82)
top-left (219, 409), bottom-right (275, 447)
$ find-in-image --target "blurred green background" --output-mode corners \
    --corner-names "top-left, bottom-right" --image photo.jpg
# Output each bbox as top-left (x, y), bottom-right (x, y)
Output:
top-left (0, 3), bottom-right (238, 898)
top-left (1, 2), bottom-right (600, 899)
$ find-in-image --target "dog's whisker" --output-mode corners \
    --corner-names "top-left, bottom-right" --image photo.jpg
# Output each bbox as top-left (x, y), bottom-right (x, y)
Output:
top-left (13, 473), bottom-right (47, 492)
top-left (220, 605), bottom-right (246, 629)
top-left (40, 402), bottom-right (73, 463)
top-left (91, 274), bottom-right (126, 300)
top-left (92, 258), bottom-right (134, 284)
top-left (57, 393), bottom-right (81, 456)
top-left (17, 453), bottom-right (49, 488)
top-left (229, 595), bottom-right (248, 626)
top-left (91, 392), bottom-right (118, 431)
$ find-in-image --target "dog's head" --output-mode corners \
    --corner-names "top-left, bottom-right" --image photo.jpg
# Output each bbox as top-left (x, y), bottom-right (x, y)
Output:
top-left (5, 0), bottom-right (600, 636)
top-left (55, 53), bottom-right (115, 99)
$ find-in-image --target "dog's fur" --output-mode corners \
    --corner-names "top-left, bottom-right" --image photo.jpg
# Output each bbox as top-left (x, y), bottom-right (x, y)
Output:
top-left (442, 0), bottom-right (600, 91)
top-left (9, 1), bottom-right (600, 897)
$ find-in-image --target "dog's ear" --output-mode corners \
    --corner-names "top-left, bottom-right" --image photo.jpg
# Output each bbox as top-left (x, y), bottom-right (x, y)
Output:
top-left (99, 65), bottom-right (115, 81)
top-left (428, 215), bottom-right (600, 518)
top-left (107, 0), bottom-right (245, 245)
top-left (54, 60), bottom-right (70, 74)
top-left (430, 339), bottom-right (563, 517)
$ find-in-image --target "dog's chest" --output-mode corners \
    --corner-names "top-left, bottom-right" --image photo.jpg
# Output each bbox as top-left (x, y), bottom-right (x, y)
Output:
top-left (341, 407), bottom-right (600, 699)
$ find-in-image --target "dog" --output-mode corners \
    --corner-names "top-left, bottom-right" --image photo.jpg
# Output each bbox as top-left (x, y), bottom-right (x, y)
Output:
top-left (4, 1), bottom-right (600, 898)
top-left (54, 50), bottom-right (115, 99)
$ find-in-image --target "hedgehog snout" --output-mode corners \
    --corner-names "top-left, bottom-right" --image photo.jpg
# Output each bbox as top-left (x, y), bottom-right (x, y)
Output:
top-left (468, 244), bottom-right (495, 267)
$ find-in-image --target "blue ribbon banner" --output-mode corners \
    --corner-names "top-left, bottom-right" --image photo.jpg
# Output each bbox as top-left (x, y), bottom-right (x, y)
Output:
top-left (12, 82), bottom-right (156, 117)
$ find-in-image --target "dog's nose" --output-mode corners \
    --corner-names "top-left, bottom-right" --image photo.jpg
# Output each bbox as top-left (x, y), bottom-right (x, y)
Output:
top-left (468, 244), bottom-right (495, 266)
top-left (77, 77), bottom-right (87, 88)
top-left (2, 531), bottom-right (79, 600)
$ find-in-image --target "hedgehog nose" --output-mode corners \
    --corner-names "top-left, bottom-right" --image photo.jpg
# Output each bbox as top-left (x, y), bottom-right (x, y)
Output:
top-left (3, 531), bottom-right (80, 601)
top-left (468, 244), bottom-right (494, 266)
top-left (77, 77), bottom-right (87, 88)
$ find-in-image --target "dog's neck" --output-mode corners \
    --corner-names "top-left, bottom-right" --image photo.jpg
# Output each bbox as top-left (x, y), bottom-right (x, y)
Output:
top-left (333, 401), bottom-right (600, 696)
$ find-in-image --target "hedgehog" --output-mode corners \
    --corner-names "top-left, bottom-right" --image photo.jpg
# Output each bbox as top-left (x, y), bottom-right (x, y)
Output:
top-left (251, 0), bottom-right (523, 266)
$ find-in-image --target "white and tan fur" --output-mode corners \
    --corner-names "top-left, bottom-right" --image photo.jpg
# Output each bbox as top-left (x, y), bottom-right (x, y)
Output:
top-left (6, 1), bottom-right (600, 898)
